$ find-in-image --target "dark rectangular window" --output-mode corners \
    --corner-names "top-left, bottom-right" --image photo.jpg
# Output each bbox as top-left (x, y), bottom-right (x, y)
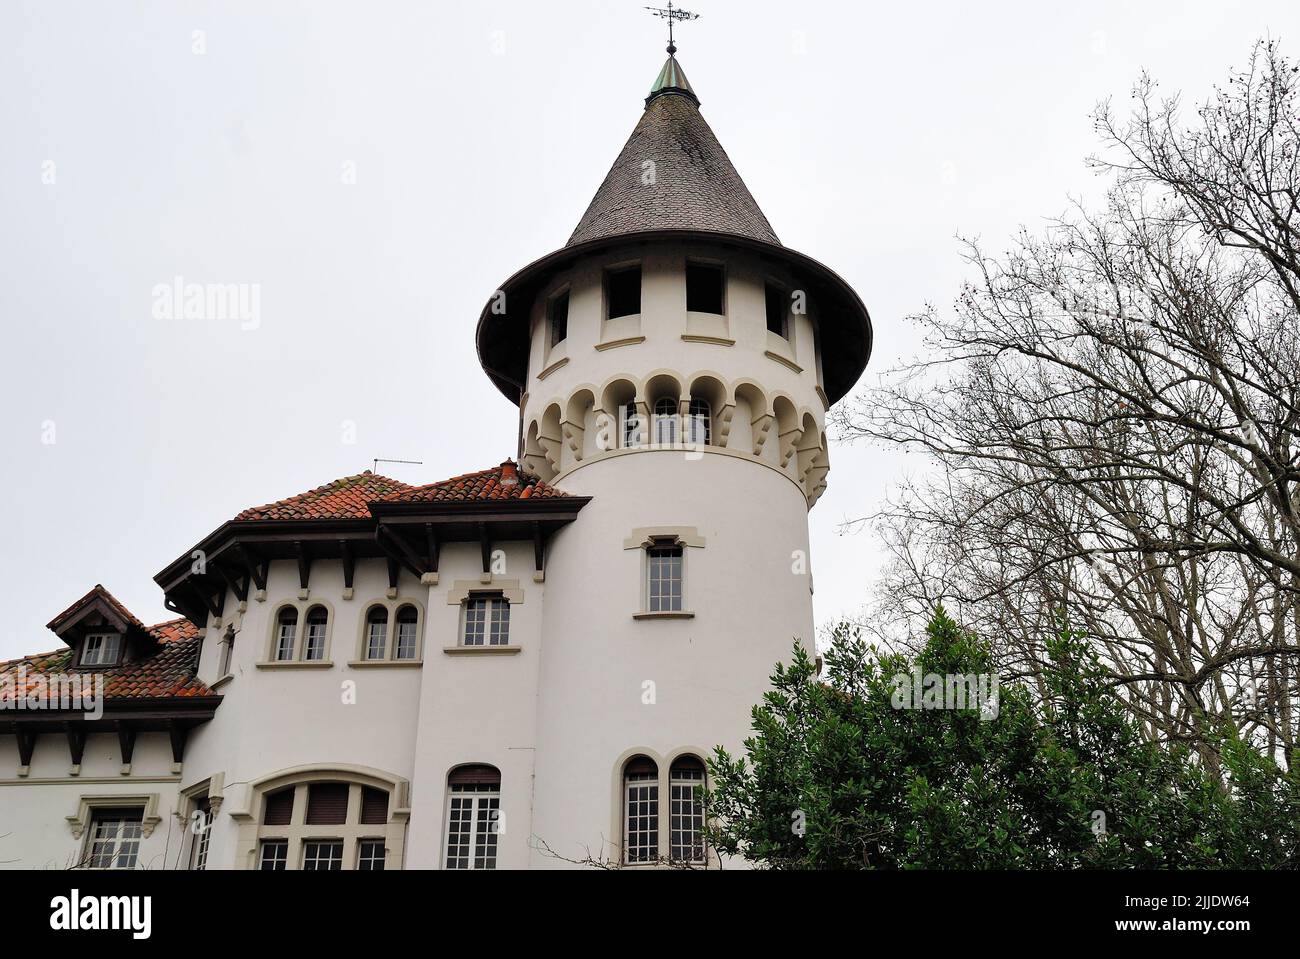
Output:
top-left (549, 291), bottom-right (569, 346)
top-left (259, 839), bottom-right (288, 871)
top-left (360, 787), bottom-right (389, 825)
top-left (358, 840), bottom-right (386, 871)
top-left (302, 840), bottom-right (344, 871)
top-left (686, 262), bottom-right (724, 314)
top-left (765, 283), bottom-right (788, 338)
top-left (605, 265), bottom-right (642, 319)
top-left (263, 788), bottom-right (295, 826)
top-left (306, 782), bottom-right (349, 825)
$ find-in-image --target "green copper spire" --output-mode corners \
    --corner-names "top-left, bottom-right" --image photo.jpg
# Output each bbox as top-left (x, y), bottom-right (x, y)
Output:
top-left (648, 54), bottom-right (698, 105)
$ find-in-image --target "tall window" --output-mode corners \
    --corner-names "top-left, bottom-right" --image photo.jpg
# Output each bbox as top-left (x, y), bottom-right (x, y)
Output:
top-left (395, 605), bottom-right (419, 660)
top-left (445, 765), bottom-right (501, 870)
top-left (304, 606), bottom-right (328, 661)
top-left (653, 398), bottom-right (679, 445)
top-left (463, 596), bottom-right (510, 646)
top-left (189, 797), bottom-right (212, 871)
top-left (686, 399), bottom-right (711, 446)
top-left (219, 627), bottom-right (235, 676)
top-left (647, 543), bottom-right (684, 613)
top-left (623, 757), bottom-right (659, 864)
top-left (605, 265), bottom-right (641, 319)
top-left (685, 261), bottom-right (724, 314)
top-left (275, 608), bottom-right (298, 661)
top-left (81, 633), bottom-right (122, 667)
top-left (621, 401), bottom-right (644, 448)
top-left (765, 282), bottom-right (789, 338)
top-left (85, 808), bottom-right (144, 869)
top-left (549, 290), bottom-right (569, 346)
top-left (365, 606), bottom-right (388, 660)
top-left (669, 756), bottom-right (707, 864)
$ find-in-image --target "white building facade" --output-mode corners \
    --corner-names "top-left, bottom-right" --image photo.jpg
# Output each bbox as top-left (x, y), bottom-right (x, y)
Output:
top-left (0, 48), bottom-right (871, 870)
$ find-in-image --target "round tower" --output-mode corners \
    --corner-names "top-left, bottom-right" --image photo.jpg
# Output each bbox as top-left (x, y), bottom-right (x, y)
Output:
top-left (477, 48), bottom-right (872, 866)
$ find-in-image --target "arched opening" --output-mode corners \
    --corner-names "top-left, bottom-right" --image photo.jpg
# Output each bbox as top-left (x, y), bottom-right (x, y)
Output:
top-left (622, 755), bottom-right (659, 864)
top-left (274, 607), bottom-right (298, 662)
top-left (364, 606), bottom-right (388, 660)
top-left (394, 605), bottom-right (419, 660)
top-left (669, 755), bottom-right (707, 864)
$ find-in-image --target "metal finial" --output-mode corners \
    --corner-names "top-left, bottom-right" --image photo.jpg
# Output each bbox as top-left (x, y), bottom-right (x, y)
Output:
top-left (645, 2), bottom-right (700, 54)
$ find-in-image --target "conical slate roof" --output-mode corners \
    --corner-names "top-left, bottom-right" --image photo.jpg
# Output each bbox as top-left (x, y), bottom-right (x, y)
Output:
top-left (567, 56), bottom-right (779, 247)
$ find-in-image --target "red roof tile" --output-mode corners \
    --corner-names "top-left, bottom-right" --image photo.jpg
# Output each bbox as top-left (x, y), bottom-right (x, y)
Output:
top-left (375, 460), bottom-right (577, 505)
top-left (235, 471), bottom-right (413, 521)
top-left (1, 617), bottom-right (213, 703)
top-left (46, 584), bottom-right (147, 633)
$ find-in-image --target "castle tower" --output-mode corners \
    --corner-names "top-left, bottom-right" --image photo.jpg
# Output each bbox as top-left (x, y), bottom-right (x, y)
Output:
top-left (477, 45), bottom-right (873, 865)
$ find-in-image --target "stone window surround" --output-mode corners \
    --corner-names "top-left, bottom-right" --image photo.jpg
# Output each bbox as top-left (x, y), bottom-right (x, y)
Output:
top-left (444, 580), bottom-right (525, 655)
top-left (624, 527), bottom-right (705, 620)
top-left (351, 597), bottom-right (426, 667)
top-left (227, 764), bottom-right (410, 871)
top-left (258, 599), bottom-right (337, 668)
top-left (67, 792), bottom-right (162, 849)
top-left (608, 746), bottom-right (716, 868)
top-left (178, 773), bottom-right (223, 870)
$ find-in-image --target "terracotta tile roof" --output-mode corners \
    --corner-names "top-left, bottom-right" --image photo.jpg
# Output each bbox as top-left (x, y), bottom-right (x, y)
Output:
top-left (46, 584), bottom-right (147, 633)
top-left (375, 460), bottom-right (577, 505)
top-left (235, 471), bottom-right (413, 522)
top-left (1, 617), bottom-right (213, 703)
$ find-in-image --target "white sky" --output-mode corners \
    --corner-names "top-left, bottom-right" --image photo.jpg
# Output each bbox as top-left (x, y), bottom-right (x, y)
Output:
top-left (0, 0), bottom-right (1291, 660)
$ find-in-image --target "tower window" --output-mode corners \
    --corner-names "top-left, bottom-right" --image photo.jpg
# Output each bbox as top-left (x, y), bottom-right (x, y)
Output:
top-left (647, 542), bottom-right (684, 613)
top-left (549, 290), bottom-right (569, 346)
top-left (605, 265), bottom-right (642, 319)
top-left (365, 606), bottom-right (388, 660)
top-left (765, 282), bottom-right (789, 338)
top-left (686, 398), bottom-right (711, 446)
top-left (621, 401), bottom-right (644, 448)
top-left (274, 608), bottom-right (298, 662)
top-left (395, 605), bottom-right (419, 660)
top-left (623, 756), bottom-right (659, 864)
top-left (685, 261), bottom-right (724, 314)
top-left (304, 606), bottom-right (328, 661)
top-left (653, 397), bottom-right (679, 445)
top-left (463, 595), bottom-right (510, 646)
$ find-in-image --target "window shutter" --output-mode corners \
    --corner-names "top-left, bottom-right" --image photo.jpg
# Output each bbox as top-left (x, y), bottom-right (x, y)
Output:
top-left (360, 787), bottom-right (389, 825)
top-left (448, 765), bottom-right (500, 788)
top-left (263, 789), bottom-right (294, 826)
top-left (306, 782), bottom-right (350, 825)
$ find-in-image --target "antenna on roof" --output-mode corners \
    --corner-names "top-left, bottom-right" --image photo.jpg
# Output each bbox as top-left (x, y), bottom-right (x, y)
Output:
top-left (645, 2), bottom-right (699, 55)
top-left (372, 458), bottom-right (423, 474)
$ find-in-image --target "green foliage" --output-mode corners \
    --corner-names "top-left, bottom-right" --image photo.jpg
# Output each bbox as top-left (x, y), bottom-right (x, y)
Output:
top-left (706, 608), bottom-right (1300, 869)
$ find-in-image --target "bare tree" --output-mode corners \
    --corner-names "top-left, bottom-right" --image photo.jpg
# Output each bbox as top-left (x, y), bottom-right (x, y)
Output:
top-left (836, 41), bottom-right (1300, 771)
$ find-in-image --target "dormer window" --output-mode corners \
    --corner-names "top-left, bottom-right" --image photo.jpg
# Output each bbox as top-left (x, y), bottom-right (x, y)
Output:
top-left (81, 632), bottom-right (122, 667)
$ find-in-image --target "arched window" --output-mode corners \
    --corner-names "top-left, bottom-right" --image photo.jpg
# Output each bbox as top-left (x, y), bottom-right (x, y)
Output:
top-left (395, 605), bottom-right (419, 660)
top-left (621, 401), bottom-right (642, 448)
top-left (653, 397), bottom-right (679, 445)
top-left (304, 606), bottom-right (328, 661)
top-left (623, 756), bottom-right (659, 864)
top-left (365, 606), bottom-right (388, 660)
top-left (274, 607), bottom-right (298, 662)
top-left (669, 755), bottom-right (707, 864)
top-left (686, 398), bottom-right (711, 446)
top-left (445, 765), bottom-right (501, 870)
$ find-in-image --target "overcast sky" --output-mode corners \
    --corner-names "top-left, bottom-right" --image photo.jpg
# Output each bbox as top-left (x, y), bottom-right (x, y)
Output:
top-left (0, 1), bottom-right (1291, 660)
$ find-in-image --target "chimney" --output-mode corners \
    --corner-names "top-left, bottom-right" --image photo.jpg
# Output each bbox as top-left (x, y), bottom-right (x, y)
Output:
top-left (499, 460), bottom-right (519, 486)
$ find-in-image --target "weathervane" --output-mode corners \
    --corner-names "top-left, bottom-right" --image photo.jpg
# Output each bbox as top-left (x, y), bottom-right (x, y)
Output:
top-left (645, 2), bottom-right (699, 55)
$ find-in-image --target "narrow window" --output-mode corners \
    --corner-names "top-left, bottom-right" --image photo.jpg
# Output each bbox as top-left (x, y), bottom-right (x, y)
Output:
top-left (463, 596), bottom-right (510, 647)
top-left (305, 782), bottom-right (349, 825)
top-left (219, 628), bottom-right (235, 676)
top-left (304, 606), bottom-right (328, 661)
top-left (86, 808), bottom-right (144, 869)
top-left (653, 397), bottom-right (679, 445)
top-left (669, 756), bottom-right (707, 864)
top-left (623, 757), bottom-right (659, 864)
top-left (358, 840), bottom-right (387, 871)
top-left (258, 839), bottom-right (288, 871)
top-left (621, 401), bottom-right (644, 448)
top-left (765, 282), bottom-right (789, 338)
top-left (189, 797), bottom-right (212, 871)
top-left (275, 608), bottom-right (298, 662)
top-left (365, 606), bottom-right (388, 661)
top-left (549, 290), bottom-right (569, 346)
top-left (394, 606), bottom-right (419, 660)
top-left (445, 766), bottom-right (501, 870)
top-left (81, 633), bottom-right (122, 667)
top-left (302, 840), bottom-right (344, 871)
top-left (605, 265), bottom-right (642, 319)
top-left (685, 261), bottom-right (724, 314)
top-left (647, 542), bottom-right (684, 613)
top-left (687, 398), bottom-right (711, 446)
